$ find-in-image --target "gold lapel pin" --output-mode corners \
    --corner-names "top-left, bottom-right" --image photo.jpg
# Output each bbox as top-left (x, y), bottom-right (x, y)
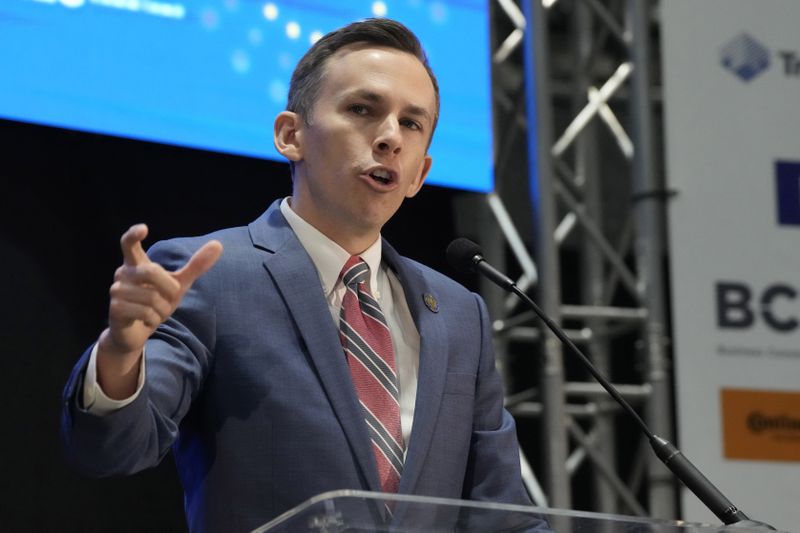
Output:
top-left (423, 293), bottom-right (439, 313)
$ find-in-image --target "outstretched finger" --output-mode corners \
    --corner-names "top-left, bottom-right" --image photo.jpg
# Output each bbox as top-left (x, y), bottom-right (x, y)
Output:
top-left (173, 240), bottom-right (224, 289)
top-left (120, 224), bottom-right (150, 266)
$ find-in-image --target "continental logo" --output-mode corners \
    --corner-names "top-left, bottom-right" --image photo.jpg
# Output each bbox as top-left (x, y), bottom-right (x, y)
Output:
top-left (722, 389), bottom-right (800, 461)
top-left (746, 412), bottom-right (800, 436)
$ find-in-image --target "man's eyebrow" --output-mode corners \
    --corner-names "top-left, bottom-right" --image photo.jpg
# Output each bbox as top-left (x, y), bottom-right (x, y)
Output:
top-left (405, 104), bottom-right (433, 125)
top-left (349, 89), bottom-right (383, 103)
top-left (346, 89), bottom-right (433, 125)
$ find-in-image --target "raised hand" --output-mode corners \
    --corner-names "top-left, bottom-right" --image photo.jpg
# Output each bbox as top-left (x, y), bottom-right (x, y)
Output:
top-left (96, 224), bottom-right (223, 398)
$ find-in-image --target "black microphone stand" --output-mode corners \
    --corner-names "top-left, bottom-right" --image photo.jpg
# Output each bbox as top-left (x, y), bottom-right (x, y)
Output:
top-left (450, 241), bottom-right (776, 530)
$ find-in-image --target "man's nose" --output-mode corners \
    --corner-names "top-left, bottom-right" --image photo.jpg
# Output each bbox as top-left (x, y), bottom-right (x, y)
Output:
top-left (373, 117), bottom-right (402, 155)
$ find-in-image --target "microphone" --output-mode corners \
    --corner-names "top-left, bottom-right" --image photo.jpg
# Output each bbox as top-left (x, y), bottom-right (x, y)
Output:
top-left (445, 238), bottom-right (514, 291)
top-left (446, 238), bottom-right (775, 530)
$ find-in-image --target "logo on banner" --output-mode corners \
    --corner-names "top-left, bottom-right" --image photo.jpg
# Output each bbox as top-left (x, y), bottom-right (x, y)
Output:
top-left (720, 33), bottom-right (770, 82)
top-left (715, 280), bottom-right (800, 358)
top-left (776, 160), bottom-right (800, 226)
top-left (716, 281), bottom-right (798, 333)
top-left (722, 388), bottom-right (800, 462)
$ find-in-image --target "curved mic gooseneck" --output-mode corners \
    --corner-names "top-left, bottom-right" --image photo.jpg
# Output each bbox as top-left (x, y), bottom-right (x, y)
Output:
top-left (446, 238), bottom-right (776, 530)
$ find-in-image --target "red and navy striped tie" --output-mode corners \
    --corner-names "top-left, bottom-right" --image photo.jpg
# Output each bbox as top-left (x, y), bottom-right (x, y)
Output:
top-left (338, 256), bottom-right (404, 493)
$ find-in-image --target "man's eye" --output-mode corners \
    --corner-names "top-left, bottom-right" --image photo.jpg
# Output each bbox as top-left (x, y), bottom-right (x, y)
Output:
top-left (349, 104), bottom-right (369, 115)
top-left (401, 119), bottom-right (421, 131)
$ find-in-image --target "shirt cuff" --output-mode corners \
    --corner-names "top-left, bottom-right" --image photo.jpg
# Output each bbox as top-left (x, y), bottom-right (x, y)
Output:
top-left (82, 343), bottom-right (146, 416)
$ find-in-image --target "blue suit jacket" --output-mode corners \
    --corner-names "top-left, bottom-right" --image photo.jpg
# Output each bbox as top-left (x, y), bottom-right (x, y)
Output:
top-left (62, 201), bottom-right (529, 532)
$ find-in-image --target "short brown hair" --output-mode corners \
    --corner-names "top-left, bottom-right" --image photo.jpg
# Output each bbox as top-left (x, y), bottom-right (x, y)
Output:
top-left (287, 18), bottom-right (440, 134)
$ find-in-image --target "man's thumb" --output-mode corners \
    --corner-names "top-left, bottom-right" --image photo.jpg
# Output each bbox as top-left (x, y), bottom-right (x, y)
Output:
top-left (174, 240), bottom-right (224, 288)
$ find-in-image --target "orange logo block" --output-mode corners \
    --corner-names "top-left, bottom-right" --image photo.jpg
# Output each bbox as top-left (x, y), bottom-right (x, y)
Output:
top-left (721, 388), bottom-right (800, 462)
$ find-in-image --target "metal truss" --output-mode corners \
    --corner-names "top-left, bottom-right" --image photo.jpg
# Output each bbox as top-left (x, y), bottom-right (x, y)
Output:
top-left (484, 0), bottom-right (675, 519)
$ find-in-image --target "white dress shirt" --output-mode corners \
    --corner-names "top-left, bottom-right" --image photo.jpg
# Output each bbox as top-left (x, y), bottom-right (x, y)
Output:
top-left (83, 198), bottom-right (420, 445)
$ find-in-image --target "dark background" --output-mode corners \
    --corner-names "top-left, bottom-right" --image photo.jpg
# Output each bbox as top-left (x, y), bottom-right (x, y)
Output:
top-left (0, 118), bottom-right (485, 532)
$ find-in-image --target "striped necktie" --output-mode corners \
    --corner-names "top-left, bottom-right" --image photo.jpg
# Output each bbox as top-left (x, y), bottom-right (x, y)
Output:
top-left (338, 256), bottom-right (404, 493)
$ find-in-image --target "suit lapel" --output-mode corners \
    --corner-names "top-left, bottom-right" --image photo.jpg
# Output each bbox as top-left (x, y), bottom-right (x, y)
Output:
top-left (382, 241), bottom-right (449, 495)
top-left (249, 201), bottom-right (381, 493)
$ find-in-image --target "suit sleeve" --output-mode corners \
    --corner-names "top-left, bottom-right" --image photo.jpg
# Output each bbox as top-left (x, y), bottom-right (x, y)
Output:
top-left (461, 293), bottom-right (532, 506)
top-left (60, 239), bottom-right (215, 477)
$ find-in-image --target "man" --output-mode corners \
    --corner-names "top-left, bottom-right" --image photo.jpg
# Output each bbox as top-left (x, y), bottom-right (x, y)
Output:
top-left (62, 18), bottom-right (530, 532)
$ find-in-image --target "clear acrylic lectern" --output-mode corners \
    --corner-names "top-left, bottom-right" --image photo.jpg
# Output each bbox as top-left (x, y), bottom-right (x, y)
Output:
top-left (252, 490), bottom-right (787, 532)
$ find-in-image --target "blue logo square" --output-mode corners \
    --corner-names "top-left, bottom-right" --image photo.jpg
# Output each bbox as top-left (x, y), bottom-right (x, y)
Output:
top-left (776, 160), bottom-right (800, 226)
top-left (720, 33), bottom-right (770, 82)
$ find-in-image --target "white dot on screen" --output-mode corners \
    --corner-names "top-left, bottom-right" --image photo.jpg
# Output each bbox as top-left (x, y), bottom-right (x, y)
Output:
top-left (309, 31), bottom-right (323, 44)
top-left (59, 0), bottom-right (85, 7)
top-left (172, 5), bottom-right (186, 18)
top-left (371, 1), bottom-right (387, 17)
top-left (286, 21), bottom-right (301, 39)
top-left (263, 3), bottom-right (278, 21)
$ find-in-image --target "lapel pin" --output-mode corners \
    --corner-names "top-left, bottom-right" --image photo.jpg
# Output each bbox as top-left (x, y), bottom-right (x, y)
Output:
top-left (423, 293), bottom-right (439, 313)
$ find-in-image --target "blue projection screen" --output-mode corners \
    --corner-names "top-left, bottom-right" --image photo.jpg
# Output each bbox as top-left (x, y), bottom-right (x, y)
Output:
top-left (0, 0), bottom-right (493, 192)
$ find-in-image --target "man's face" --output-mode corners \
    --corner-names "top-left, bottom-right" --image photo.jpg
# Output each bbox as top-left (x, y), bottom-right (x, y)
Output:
top-left (283, 44), bottom-right (436, 248)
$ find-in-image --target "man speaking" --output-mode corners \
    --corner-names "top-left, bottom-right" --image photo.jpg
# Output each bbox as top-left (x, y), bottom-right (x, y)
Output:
top-left (62, 18), bottom-right (530, 532)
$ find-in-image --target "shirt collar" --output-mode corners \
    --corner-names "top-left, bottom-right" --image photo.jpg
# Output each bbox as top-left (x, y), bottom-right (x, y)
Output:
top-left (280, 197), bottom-right (382, 297)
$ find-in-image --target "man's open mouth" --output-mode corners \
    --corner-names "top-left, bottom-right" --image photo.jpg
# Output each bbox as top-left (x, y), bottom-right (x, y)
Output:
top-left (369, 169), bottom-right (393, 184)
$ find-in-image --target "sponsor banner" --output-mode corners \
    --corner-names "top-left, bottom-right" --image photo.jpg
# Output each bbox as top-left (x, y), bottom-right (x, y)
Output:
top-left (721, 388), bottom-right (800, 462)
top-left (662, 0), bottom-right (800, 529)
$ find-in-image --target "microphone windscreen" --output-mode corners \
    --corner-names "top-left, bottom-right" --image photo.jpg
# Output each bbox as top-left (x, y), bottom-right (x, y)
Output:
top-left (446, 238), bottom-right (483, 272)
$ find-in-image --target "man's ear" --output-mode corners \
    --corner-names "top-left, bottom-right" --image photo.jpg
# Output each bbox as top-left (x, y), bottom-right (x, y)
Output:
top-left (405, 154), bottom-right (433, 198)
top-left (274, 111), bottom-right (303, 162)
